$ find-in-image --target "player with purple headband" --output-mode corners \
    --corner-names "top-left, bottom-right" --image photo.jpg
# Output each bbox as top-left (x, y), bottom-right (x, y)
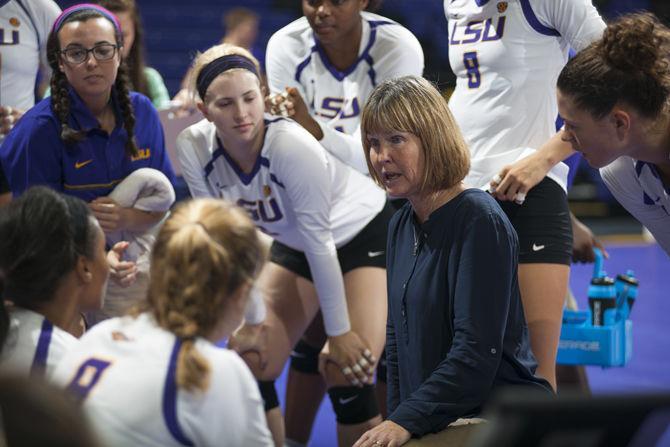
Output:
top-left (176, 42), bottom-right (392, 447)
top-left (0, 3), bottom-right (174, 234)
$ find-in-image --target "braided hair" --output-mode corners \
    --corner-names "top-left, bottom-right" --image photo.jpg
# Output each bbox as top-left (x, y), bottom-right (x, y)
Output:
top-left (46, 7), bottom-right (139, 157)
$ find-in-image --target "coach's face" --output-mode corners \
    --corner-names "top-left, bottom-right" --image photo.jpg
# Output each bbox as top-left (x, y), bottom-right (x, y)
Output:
top-left (367, 129), bottom-right (425, 202)
top-left (303, 0), bottom-right (368, 46)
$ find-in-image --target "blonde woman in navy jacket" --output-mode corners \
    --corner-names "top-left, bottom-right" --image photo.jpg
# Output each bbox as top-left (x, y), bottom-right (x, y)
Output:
top-left (355, 76), bottom-right (552, 447)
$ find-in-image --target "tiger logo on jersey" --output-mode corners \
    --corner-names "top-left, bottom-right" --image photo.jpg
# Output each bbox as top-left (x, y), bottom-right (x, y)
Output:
top-left (111, 331), bottom-right (131, 342)
top-left (497, 2), bottom-right (508, 13)
top-left (0, 17), bottom-right (21, 46)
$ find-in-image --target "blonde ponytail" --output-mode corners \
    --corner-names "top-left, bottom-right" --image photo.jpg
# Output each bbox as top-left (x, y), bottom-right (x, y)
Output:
top-left (147, 199), bottom-right (264, 391)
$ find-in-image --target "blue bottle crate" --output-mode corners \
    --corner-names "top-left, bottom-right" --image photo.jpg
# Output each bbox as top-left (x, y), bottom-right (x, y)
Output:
top-left (557, 249), bottom-right (635, 367)
top-left (557, 309), bottom-right (632, 367)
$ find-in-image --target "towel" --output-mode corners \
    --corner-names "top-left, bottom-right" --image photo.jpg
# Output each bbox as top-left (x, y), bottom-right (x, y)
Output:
top-left (106, 167), bottom-right (175, 264)
top-left (89, 168), bottom-right (175, 325)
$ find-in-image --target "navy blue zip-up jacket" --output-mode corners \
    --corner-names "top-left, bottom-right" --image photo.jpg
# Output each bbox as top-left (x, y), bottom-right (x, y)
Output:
top-left (386, 189), bottom-right (552, 436)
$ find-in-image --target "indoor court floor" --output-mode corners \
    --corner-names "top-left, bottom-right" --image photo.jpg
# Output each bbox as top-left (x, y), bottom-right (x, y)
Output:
top-left (271, 242), bottom-right (670, 446)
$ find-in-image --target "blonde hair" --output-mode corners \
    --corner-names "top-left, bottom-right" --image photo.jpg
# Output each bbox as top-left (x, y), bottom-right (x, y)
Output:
top-left (146, 199), bottom-right (265, 392)
top-left (189, 43), bottom-right (261, 103)
top-left (361, 75), bottom-right (470, 192)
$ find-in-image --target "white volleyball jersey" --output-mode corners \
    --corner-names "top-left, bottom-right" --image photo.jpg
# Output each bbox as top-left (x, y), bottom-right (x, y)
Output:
top-left (266, 11), bottom-right (424, 173)
top-left (0, 0), bottom-right (60, 110)
top-left (446, 0), bottom-right (605, 190)
top-left (600, 158), bottom-right (670, 256)
top-left (176, 116), bottom-right (385, 336)
top-left (0, 307), bottom-right (77, 379)
top-left (53, 313), bottom-right (273, 447)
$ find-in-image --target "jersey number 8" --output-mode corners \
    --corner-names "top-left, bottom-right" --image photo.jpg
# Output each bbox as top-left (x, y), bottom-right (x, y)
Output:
top-left (463, 52), bottom-right (481, 89)
top-left (66, 358), bottom-right (112, 401)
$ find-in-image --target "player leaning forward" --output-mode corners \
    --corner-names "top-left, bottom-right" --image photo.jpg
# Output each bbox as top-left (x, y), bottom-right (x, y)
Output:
top-left (175, 43), bottom-right (392, 447)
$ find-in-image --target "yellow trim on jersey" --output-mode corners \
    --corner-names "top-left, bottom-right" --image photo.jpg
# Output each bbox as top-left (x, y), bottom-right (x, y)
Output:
top-left (64, 179), bottom-right (123, 190)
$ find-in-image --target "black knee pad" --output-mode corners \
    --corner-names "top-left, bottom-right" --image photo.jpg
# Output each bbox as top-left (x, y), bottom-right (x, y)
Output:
top-left (257, 380), bottom-right (279, 411)
top-left (327, 385), bottom-right (379, 424)
top-left (376, 350), bottom-right (387, 384)
top-left (290, 339), bottom-right (321, 375)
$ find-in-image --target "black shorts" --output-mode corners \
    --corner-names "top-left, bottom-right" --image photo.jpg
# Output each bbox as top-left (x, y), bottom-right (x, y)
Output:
top-left (270, 202), bottom-right (395, 280)
top-left (496, 177), bottom-right (572, 265)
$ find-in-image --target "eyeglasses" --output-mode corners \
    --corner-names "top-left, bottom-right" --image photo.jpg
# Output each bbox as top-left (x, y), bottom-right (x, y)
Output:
top-left (60, 43), bottom-right (119, 64)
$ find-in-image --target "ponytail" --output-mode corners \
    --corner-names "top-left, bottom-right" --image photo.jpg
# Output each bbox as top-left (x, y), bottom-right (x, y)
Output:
top-left (168, 311), bottom-right (210, 392)
top-left (146, 199), bottom-right (264, 392)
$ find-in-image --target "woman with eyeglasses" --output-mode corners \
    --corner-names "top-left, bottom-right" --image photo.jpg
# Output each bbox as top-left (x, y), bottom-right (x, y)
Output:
top-left (0, 4), bottom-right (175, 235)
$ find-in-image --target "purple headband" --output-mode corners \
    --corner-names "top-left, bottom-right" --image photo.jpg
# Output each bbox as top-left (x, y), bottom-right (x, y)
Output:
top-left (196, 54), bottom-right (259, 100)
top-left (52, 3), bottom-right (122, 35)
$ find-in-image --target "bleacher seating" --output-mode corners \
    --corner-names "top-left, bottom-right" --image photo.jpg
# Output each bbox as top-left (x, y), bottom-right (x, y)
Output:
top-left (137, 1), bottom-right (298, 94)
top-left (57, 0), bottom-right (299, 94)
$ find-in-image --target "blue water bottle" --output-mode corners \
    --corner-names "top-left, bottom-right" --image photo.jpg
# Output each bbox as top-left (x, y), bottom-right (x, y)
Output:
top-left (588, 275), bottom-right (617, 326)
top-left (615, 270), bottom-right (639, 316)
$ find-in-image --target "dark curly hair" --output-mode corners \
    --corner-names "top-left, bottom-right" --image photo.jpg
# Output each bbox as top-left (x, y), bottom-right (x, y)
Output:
top-left (46, 8), bottom-right (139, 157)
top-left (558, 12), bottom-right (670, 119)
